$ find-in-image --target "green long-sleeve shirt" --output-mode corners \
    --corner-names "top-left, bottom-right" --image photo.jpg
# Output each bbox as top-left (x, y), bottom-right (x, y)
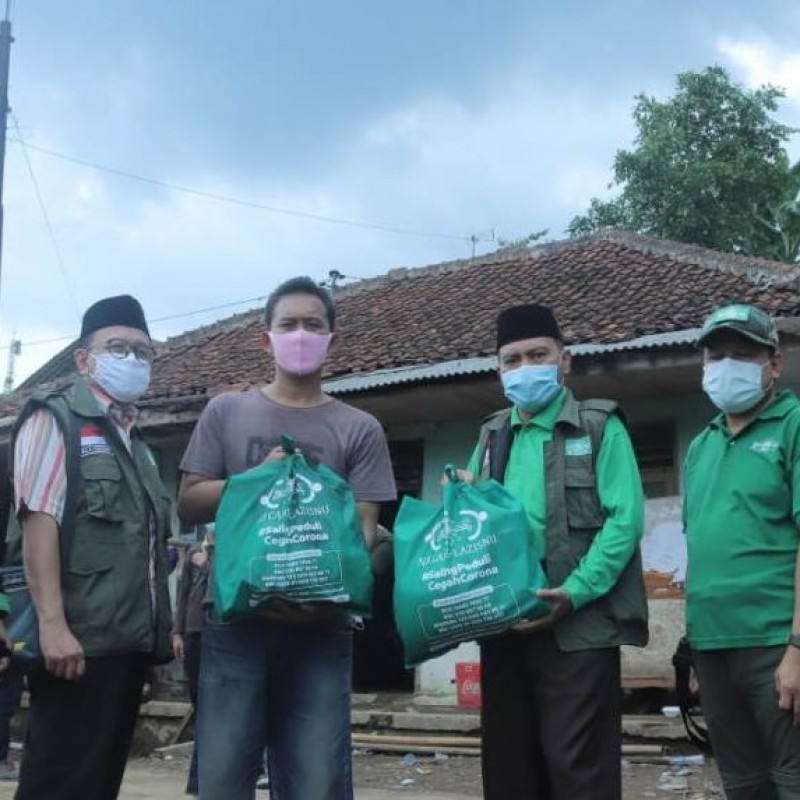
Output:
top-left (468, 392), bottom-right (644, 610)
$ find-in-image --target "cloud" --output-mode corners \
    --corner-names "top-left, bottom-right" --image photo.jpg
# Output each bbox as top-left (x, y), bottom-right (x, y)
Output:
top-left (717, 36), bottom-right (800, 162)
top-left (114, 75), bottom-right (635, 283)
top-left (717, 38), bottom-right (800, 103)
top-left (4, 58), bottom-right (638, 386)
top-left (325, 78), bottom-right (635, 244)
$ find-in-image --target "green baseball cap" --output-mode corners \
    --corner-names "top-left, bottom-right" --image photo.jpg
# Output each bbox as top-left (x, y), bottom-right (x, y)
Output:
top-left (698, 303), bottom-right (779, 350)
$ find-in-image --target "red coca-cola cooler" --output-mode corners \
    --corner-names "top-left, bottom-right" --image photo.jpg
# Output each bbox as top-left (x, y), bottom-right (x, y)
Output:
top-left (455, 662), bottom-right (482, 708)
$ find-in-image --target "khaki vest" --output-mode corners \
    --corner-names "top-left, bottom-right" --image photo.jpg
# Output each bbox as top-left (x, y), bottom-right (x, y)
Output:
top-left (475, 390), bottom-right (648, 651)
top-left (11, 380), bottom-right (173, 661)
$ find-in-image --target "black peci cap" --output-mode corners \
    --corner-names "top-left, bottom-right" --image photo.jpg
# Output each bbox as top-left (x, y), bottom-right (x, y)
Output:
top-left (496, 304), bottom-right (561, 350)
top-left (80, 295), bottom-right (150, 340)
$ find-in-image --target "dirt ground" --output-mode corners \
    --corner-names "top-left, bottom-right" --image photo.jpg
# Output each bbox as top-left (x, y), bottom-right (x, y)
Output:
top-left (350, 752), bottom-right (725, 798)
top-left (0, 750), bottom-right (725, 799)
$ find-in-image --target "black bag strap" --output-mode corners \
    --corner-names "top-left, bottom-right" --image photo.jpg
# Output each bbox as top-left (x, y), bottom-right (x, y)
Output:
top-left (671, 636), bottom-right (713, 753)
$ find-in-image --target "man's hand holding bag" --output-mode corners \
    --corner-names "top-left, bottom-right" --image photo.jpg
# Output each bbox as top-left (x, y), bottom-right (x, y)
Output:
top-left (214, 435), bottom-right (373, 621)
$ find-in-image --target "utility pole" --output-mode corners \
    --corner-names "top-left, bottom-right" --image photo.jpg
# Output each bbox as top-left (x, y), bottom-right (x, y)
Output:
top-left (468, 229), bottom-right (495, 258)
top-left (3, 335), bottom-right (19, 393)
top-left (0, 5), bottom-right (15, 393)
top-left (0, 2), bottom-right (12, 299)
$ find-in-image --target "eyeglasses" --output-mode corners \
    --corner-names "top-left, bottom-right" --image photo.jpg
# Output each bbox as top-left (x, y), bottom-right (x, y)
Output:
top-left (90, 339), bottom-right (156, 365)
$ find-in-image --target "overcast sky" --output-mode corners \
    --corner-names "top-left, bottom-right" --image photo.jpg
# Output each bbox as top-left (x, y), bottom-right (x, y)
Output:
top-left (1, 0), bottom-right (799, 384)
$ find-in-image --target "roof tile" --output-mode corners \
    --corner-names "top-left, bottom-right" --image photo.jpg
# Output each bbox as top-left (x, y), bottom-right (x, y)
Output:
top-left (146, 232), bottom-right (800, 398)
top-left (13, 230), bottom-right (800, 407)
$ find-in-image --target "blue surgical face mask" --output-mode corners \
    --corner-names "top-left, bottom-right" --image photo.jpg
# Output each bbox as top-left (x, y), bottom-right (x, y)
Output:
top-left (91, 352), bottom-right (151, 403)
top-left (702, 358), bottom-right (768, 415)
top-left (501, 364), bottom-right (561, 413)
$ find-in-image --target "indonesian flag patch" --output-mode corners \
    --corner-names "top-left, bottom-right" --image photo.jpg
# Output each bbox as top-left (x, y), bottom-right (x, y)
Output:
top-left (80, 425), bottom-right (112, 457)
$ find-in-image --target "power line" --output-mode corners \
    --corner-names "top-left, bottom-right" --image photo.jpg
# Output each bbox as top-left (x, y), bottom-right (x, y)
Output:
top-left (0, 292), bottom-right (271, 350)
top-left (150, 293), bottom-right (268, 324)
top-left (13, 140), bottom-right (472, 243)
top-left (11, 115), bottom-right (80, 316)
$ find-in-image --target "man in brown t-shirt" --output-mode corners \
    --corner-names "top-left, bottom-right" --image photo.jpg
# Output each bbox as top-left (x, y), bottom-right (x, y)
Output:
top-left (178, 277), bottom-right (396, 800)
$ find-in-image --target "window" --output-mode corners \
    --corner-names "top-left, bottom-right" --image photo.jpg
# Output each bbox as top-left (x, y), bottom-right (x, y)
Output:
top-left (629, 421), bottom-right (677, 498)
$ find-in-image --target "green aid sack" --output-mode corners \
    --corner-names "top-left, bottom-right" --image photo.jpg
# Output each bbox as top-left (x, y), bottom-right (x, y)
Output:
top-left (214, 436), bottom-right (373, 620)
top-left (393, 467), bottom-right (548, 666)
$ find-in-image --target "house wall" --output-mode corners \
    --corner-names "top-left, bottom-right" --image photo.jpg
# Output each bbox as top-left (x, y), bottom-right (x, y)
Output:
top-left (148, 441), bottom-right (189, 675)
top-left (624, 390), bottom-right (713, 476)
top-left (389, 420), bottom-right (477, 505)
top-left (158, 446), bottom-right (184, 534)
top-left (387, 390), bottom-right (718, 507)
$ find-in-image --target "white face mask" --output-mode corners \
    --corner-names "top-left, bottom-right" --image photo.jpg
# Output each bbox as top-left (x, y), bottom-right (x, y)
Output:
top-left (702, 358), bottom-right (767, 415)
top-left (91, 353), bottom-right (151, 403)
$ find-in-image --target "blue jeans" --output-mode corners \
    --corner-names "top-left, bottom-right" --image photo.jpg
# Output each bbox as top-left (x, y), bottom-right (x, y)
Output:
top-left (197, 616), bottom-right (354, 800)
top-left (183, 631), bottom-right (202, 796)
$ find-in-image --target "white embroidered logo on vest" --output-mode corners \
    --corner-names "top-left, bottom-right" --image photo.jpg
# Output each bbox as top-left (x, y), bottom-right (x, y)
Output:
top-left (565, 435), bottom-right (592, 457)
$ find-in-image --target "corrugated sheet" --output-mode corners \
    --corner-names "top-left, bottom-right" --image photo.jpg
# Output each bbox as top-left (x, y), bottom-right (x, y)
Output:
top-left (323, 328), bottom-right (703, 394)
top-left (323, 357), bottom-right (498, 393)
top-left (571, 328), bottom-right (703, 355)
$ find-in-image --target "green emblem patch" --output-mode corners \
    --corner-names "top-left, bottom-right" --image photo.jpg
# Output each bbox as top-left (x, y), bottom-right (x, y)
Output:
top-left (707, 305), bottom-right (750, 325)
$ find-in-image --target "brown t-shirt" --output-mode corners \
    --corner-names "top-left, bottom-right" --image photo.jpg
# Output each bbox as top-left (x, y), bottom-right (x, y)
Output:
top-left (180, 388), bottom-right (397, 502)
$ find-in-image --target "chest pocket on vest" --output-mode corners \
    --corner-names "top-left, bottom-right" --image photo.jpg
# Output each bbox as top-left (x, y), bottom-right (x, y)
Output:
top-left (564, 453), bottom-right (605, 530)
top-left (82, 455), bottom-right (126, 523)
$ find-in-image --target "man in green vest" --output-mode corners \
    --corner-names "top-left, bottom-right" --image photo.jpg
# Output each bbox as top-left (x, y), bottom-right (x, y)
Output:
top-left (684, 303), bottom-right (800, 799)
top-left (464, 304), bottom-right (647, 800)
top-left (12, 295), bottom-right (173, 800)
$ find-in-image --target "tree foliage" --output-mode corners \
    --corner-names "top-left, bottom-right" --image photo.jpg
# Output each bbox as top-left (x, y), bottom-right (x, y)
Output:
top-left (568, 66), bottom-right (800, 262)
top-left (496, 228), bottom-right (549, 249)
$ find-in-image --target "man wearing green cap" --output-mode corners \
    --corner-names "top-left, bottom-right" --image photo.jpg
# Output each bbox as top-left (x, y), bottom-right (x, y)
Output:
top-left (10, 295), bottom-right (173, 800)
top-left (684, 303), bottom-right (800, 799)
top-left (462, 304), bottom-right (648, 800)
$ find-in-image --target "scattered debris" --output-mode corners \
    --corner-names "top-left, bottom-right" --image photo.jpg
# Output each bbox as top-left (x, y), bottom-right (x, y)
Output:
top-left (657, 768), bottom-right (690, 792)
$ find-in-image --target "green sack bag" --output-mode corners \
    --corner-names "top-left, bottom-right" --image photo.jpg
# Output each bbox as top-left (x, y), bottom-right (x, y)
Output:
top-left (214, 435), bottom-right (373, 620)
top-left (393, 466), bottom-right (548, 666)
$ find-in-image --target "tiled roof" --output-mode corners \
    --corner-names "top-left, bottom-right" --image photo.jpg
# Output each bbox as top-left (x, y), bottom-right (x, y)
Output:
top-left (11, 229), bottom-right (800, 409)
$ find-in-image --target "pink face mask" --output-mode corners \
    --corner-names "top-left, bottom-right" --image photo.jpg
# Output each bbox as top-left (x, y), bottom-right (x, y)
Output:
top-left (268, 330), bottom-right (333, 376)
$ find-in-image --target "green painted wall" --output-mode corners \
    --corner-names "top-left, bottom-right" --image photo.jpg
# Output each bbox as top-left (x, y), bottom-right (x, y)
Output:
top-left (388, 420), bottom-right (481, 503)
top-left (385, 384), bottom-right (800, 502)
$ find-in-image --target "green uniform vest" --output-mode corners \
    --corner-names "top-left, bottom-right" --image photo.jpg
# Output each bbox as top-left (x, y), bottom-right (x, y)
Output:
top-left (10, 380), bottom-right (173, 662)
top-left (475, 391), bottom-right (648, 651)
